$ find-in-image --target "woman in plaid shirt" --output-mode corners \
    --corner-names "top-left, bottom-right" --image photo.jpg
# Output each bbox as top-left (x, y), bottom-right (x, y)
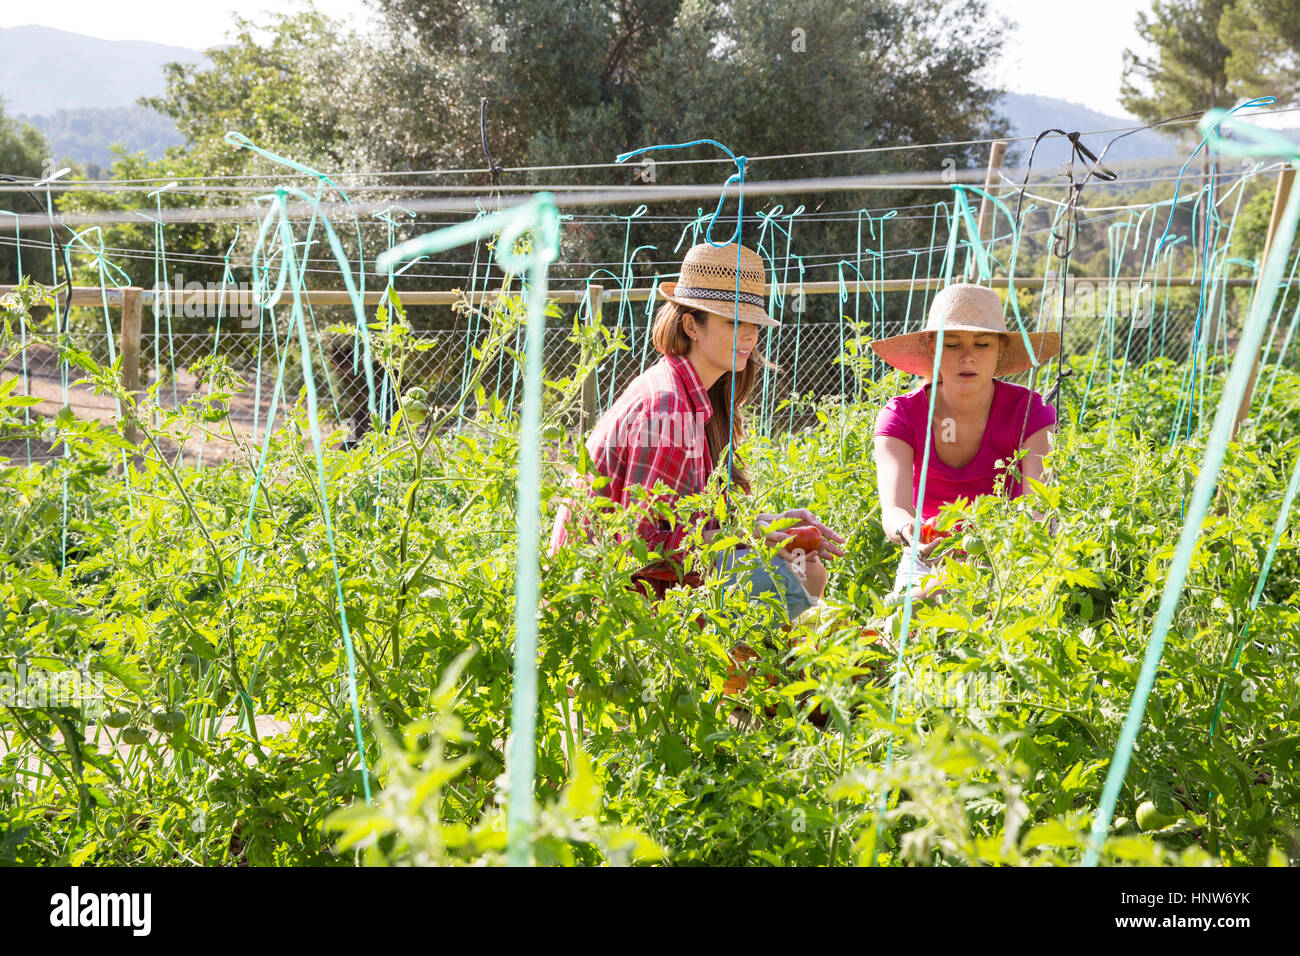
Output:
top-left (551, 241), bottom-right (844, 621)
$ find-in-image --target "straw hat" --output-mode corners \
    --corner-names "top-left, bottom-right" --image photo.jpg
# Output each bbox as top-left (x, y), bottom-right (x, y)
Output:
top-left (659, 242), bottom-right (780, 327)
top-left (870, 283), bottom-right (1059, 377)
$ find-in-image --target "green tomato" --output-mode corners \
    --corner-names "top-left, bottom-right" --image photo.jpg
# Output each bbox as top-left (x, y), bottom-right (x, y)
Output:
top-left (962, 533), bottom-right (987, 556)
top-left (575, 678), bottom-right (604, 704)
top-left (541, 424), bottom-right (564, 442)
top-left (402, 399), bottom-right (429, 425)
top-left (403, 386), bottom-right (428, 404)
top-left (120, 727), bottom-right (150, 746)
top-left (150, 709), bottom-right (185, 735)
top-left (1135, 800), bottom-right (1179, 831)
top-left (103, 711), bottom-right (132, 729)
top-left (671, 692), bottom-right (699, 719)
top-left (609, 683), bottom-right (637, 709)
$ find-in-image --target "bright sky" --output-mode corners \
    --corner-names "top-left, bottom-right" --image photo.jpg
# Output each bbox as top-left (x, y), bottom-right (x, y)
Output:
top-left (0, 0), bottom-right (1279, 124)
top-left (989, 0), bottom-right (1149, 117)
top-left (0, 0), bottom-right (373, 50)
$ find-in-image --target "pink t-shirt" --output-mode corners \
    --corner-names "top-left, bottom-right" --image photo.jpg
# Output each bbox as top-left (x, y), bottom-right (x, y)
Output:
top-left (873, 380), bottom-right (1057, 520)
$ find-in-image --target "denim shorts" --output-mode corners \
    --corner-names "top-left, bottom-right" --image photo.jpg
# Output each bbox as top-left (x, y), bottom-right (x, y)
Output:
top-left (713, 545), bottom-right (817, 622)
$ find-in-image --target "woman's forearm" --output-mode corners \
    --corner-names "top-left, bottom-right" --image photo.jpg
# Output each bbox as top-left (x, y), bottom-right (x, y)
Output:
top-left (881, 506), bottom-right (914, 542)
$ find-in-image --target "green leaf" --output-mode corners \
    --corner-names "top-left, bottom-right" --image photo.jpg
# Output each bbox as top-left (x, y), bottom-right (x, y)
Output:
top-left (92, 654), bottom-right (150, 700)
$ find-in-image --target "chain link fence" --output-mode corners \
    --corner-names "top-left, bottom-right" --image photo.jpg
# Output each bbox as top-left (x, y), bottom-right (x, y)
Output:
top-left (1, 302), bottom-right (1282, 464)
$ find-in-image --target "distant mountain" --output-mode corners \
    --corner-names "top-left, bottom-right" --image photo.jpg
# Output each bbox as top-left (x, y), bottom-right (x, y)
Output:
top-left (997, 92), bottom-right (1299, 170)
top-left (0, 25), bottom-right (202, 114)
top-left (997, 93), bottom-right (1189, 167)
top-left (20, 106), bottom-right (184, 172)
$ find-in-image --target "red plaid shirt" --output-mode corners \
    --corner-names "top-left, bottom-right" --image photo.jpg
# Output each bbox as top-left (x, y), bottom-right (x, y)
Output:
top-left (547, 354), bottom-right (722, 559)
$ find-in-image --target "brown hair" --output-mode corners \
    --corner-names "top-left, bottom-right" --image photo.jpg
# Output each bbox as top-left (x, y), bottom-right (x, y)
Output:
top-left (651, 301), bottom-right (771, 494)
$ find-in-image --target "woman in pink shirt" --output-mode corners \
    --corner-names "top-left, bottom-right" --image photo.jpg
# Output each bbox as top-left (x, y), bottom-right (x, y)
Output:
top-left (871, 283), bottom-right (1060, 599)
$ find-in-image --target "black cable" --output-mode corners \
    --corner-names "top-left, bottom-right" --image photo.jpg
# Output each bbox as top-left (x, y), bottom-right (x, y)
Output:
top-left (1010, 110), bottom-right (1204, 441)
top-left (480, 97), bottom-right (503, 207)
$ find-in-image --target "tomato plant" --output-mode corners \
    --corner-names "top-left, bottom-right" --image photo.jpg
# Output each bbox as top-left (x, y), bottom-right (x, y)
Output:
top-left (2, 283), bottom-right (1297, 867)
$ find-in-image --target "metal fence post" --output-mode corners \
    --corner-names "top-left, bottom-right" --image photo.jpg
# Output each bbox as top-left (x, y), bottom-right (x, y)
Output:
top-left (580, 284), bottom-right (603, 436)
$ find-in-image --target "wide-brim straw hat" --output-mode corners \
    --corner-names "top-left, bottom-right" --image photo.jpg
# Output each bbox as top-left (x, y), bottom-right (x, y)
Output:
top-left (659, 242), bottom-right (780, 327)
top-left (870, 283), bottom-right (1060, 377)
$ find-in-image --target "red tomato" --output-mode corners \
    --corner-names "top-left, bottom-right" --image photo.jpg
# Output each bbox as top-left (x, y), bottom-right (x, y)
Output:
top-left (919, 517), bottom-right (964, 544)
top-left (784, 525), bottom-right (823, 554)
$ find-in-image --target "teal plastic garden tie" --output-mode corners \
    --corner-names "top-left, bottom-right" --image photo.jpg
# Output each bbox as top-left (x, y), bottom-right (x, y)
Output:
top-left (377, 194), bottom-right (560, 866)
top-left (67, 226), bottom-right (135, 482)
top-left (38, 174), bottom-right (75, 573)
top-left (1209, 437), bottom-right (1300, 741)
top-left (1112, 205), bottom-right (1164, 416)
top-left (864, 210), bottom-right (898, 372)
top-left (787, 255), bottom-right (806, 434)
top-left (224, 182), bottom-right (379, 801)
top-left (775, 206), bottom-right (806, 436)
top-left (1151, 97), bottom-right (1276, 262)
top-left (1, 209), bottom-right (35, 465)
top-left (617, 140), bottom-right (747, 504)
top-left (672, 208), bottom-right (710, 254)
top-left (602, 233), bottom-right (654, 411)
top-left (226, 132), bottom-right (373, 422)
top-left (753, 204), bottom-right (803, 435)
top-left (1084, 109), bottom-right (1300, 867)
top-left (946, 186), bottom-right (992, 282)
top-left (1245, 227), bottom-right (1300, 413)
top-left (753, 205), bottom-right (795, 436)
top-left (456, 203), bottom-right (491, 438)
top-left (639, 275), bottom-right (662, 376)
top-left (579, 267), bottom-right (623, 414)
top-left (261, 194), bottom-right (372, 802)
top-left (1259, 246), bottom-right (1300, 419)
top-left (871, 302), bottom-right (950, 866)
top-left (143, 186), bottom-right (184, 417)
top-left (197, 227), bottom-right (242, 471)
top-left (617, 139), bottom-right (746, 247)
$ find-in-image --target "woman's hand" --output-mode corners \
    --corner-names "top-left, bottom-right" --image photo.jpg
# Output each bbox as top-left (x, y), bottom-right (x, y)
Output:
top-left (893, 516), bottom-right (943, 562)
top-left (756, 509), bottom-right (846, 560)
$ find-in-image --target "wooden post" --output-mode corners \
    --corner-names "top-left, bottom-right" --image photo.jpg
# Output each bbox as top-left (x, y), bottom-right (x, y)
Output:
top-left (580, 284), bottom-right (603, 436)
top-left (975, 140), bottom-right (1008, 248)
top-left (119, 286), bottom-right (143, 445)
top-left (1231, 164), bottom-right (1296, 440)
top-left (965, 141), bottom-right (1006, 282)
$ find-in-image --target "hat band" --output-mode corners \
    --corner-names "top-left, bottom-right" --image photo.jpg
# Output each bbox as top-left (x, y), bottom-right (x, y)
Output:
top-left (674, 285), bottom-right (765, 308)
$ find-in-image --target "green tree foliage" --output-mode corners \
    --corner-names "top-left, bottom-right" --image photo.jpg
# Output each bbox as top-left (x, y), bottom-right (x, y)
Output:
top-left (58, 1), bottom-right (1012, 306)
top-left (24, 106), bottom-right (182, 174)
top-left (141, 10), bottom-right (363, 173)
top-left (355, 0), bottom-right (1013, 289)
top-left (1221, 0), bottom-right (1300, 104)
top-left (56, 10), bottom-right (369, 294)
top-left (1120, 0), bottom-right (1236, 134)
top-left (1120, 1), bottom-right (1242, 272)
top-left (0, 102), bottom-right (50, 285)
